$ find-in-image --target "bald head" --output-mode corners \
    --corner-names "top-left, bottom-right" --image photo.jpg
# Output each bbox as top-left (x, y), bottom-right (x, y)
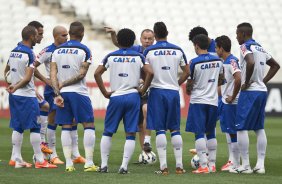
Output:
top-left (53, 26), bottom-right (68, 45)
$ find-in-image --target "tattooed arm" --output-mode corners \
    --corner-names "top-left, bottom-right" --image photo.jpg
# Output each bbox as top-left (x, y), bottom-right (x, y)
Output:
top-left (59, 62), bottom-right (91, 89)
top-left (50, 62), bottom-right (64, 107)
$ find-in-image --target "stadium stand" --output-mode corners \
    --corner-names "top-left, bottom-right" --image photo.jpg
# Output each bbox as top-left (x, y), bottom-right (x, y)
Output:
top-left (1, 0), bottom-right (281, 81)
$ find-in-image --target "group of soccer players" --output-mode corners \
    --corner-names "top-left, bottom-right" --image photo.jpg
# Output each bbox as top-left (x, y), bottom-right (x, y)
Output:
top-left (4, 19), bottom-right (280, 175)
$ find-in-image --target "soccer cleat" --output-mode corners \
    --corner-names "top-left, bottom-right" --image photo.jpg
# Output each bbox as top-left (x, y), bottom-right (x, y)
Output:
top-left (118, 167), bottom-right (129, 174)
top-left (40, 142), bottom-right (53, 154)
top-left (143, 143), bottom-right (152, 152)
top-left (35, 160), bottom-right (57, 169)
top-left (229, 166), bottom-right (253, 174)
top-left (155, 168), bottom-right (169, 175)
top-left (221, 161), bottom-right (233, 171)
top-left (98, 166), bottom-right (109, 173)
top-left (253, 167), bottom-right (265, 174)
top-left (175, 167), bottom-right (186, 174)
top-left (9, 160), bottom-right (16, 166)
top-left (84, 165), bottom-right (99, 172)
top-left (66, 166), bottom-right (76, 172)
top-left (189, 148), bottom-right (197, 155)
top-left (209, 165), bottom-right (216, 173)
top-left (192, 166), bottom-right (210, 174)
top-left (72, 156), bottom-right (86, 164)
top-left (15, 161), bottom-right (32, 168)
top-left (50, 157), bottom-right (64, 164)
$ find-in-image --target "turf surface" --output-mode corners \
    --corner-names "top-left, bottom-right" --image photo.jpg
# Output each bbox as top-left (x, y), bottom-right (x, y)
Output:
top-left (0, 117), bottom-right (281, 184)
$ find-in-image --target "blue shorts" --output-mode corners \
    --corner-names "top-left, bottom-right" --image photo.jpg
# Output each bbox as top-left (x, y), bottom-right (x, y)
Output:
top-left (147, 88), bottom-right (180, 131)
top-left (55, 92), bottom-right (94, 125)
top-left (236, 91), bottom-right (267, 131)
top-left (104, 93), bottom-right (140, 133)
top-left (220, 103), bottom-right (237, 134)
top-left (38, 99), bottom-right (48, 109)
top-left (9, 94), bottom-right (40, 131)
top-left (186, 103), bottom-right (218, 134)
top-left (44, 85), bottom-right (57, 112)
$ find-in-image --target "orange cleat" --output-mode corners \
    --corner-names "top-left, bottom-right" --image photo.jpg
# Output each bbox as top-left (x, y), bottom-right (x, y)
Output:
top-left (35, 160), bottom-right (57, 168)
top-left (189, 148), bottom-right (197, 155)
top-left (50, 157), bottom-right (64, 164)
top-left (209, 165), bottom-right (216, 173)
top-left (72, 156), bottom-right (86, 164)
top-left (9, 160), bottom-right (16, 166)
top-left (221, 161), bottom-right (233, 171)
top-left (192, 166), bottom-right (210, 174)
top-left (40, 142), bottom-right (53, 154)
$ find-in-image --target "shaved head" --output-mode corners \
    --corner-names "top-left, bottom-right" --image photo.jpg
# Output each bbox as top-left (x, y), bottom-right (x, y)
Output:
top-left (237, 22), bottom-right (253, 37)
top-left (69, 21), bottom-right (84, 40)
top-left (53, 26), bottom-right (67, 37)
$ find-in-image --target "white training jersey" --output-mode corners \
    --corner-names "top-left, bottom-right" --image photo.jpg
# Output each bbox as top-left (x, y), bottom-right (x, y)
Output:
top-left (239, 39), bottom-right (271, 92)
top-left (51, 40), bottom-right (92, 96)
top-left (143, 41), bottom-right (187, 91)
top-left (101, 48), bottom-right (146, 97)
top-left (37, 43), bottom-right (57, 79)
top-left (221, 54), bottom-right (241, 104)
top-left (7, 43), bottom-right (36, 97)
top-left (189, 53), bottom-right (223, 106)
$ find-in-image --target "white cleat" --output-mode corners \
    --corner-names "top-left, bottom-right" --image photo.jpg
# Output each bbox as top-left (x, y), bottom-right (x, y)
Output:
top-left (253, 167), bottom-right (265, 174)
top-left (229, 166), bottom-right (253, 174)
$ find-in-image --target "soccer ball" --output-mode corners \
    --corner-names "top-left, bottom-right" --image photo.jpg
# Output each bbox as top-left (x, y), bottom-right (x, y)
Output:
top-left (191, 155), bottom-right (200, 169)
top-left (138, 151), bottom-right (157, 164)
top-left (5, 71), bottom-right (11, 84)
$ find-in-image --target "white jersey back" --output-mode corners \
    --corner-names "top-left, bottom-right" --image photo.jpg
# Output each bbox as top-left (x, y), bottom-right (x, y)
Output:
top-left (51, 40), bottom-right (92, 96)
top-left (190, 53), bottom-right (223, 106)
top-left (239, 39), bottom-right (271, 92)
top-left (8, 43), bottom-right (36, 97)
top-left (101, 48), bottom-right (146, 97)
top-left (143, 41), bottom-right (187, 91)
top-left (221, 54), bottom-right (241, 104)
top-left (37, 43), bottom-right (57, 79)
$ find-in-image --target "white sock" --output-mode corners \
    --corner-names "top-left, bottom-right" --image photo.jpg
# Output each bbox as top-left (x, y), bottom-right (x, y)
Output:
top-left (237, 130), bottom-right (250, 168)
top-left (47, 125), bottom-right (57, 158)
top-left (61, 129), bottom-right (73, 167)
top-left (12, 131), bottom-right (23, 162)
top-left (255, 129), bottom-right (267, 168)
top-left (30, 132), bottom-right (44, 163)
top-left (100, 135), bottom-right (112, 168)
top-left (207, 138), bottom-right (217, 167)
top-left (156, 133), bottom-right (167, 170)
top-left (231, 142), bottom-right (240, 167)
top-left (171, 133), bottom-right (183, 168)
top-left (121, 137), bottom-right (136, 170)
top-left (225, 133), bottom-right (233, 162)
top-left (144, 135), bottom-right (151, 144)
top-left (195, 138), bottom-right (208, 168)
top-left (71, 128), bottom-right (80, 158)
top-left (83, 129), bottom-right (95, 167)
top-left (39, 115), bottom-right (48, 143)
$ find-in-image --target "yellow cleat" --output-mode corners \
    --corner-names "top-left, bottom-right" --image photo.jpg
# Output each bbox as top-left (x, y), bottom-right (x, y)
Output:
top-left (84, 165), bottom-right (99, 172)
top-left (72, 156), bottom-right (86, 164)
top-left (66, 166), bottom-right (76, 172)
top-left (50, 157), bottom-right (64, 164)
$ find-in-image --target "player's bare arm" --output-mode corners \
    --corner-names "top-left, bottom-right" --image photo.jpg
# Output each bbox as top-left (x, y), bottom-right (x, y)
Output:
top-left (60, 62), bottom-right (90, 89)
top-left (50, 62), bottom-right (64, 107)
top-left (4, 64), bottom-right (10, 83)
top-left (104, 26), bottom-right (119, 48)
top-left (186, 79), bottom-right (193, 95)
top-left (242, 53), bottom-right (255, 90)
top-left (218, 73), bottom-right (225, 86)
top-left (139, 64), bottom-right (154, 96)
top-left (34, 61), bottom-right (52, 86)
top-left (226, 72), bottom-right (241, 103)
top-left (7, 67), bottom-right (33, 93)
top-left (263, 58), bottom-right (280, 84)
top-left (178, 65), bottom-right (190, 86)
top-left (94, 65), bottom-right (113, 99)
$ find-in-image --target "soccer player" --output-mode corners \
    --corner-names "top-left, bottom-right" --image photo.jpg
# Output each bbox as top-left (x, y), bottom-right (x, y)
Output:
top-left (34, 26), bottom-right (68, 164)
top-left (186, 34), bottom-right (224, 174)
top-left (105, 26), bottom-right (155, 152)
top-left (144, 22), bottom-right (189, 175)
top-left (4, 25), bottom-right (57, 169)
top-left (95, 28), bottom-right (154, 174)
top-left (50, 21), bottom-right (98, 172)
top-left (215, 35), bottom-right (241, 171)
top-left (231, 23), bottom-right (280, 174)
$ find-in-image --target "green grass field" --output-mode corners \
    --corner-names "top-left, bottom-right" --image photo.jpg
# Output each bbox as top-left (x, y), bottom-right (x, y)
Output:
top-left (0, 117), bottom-right (281, 184)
